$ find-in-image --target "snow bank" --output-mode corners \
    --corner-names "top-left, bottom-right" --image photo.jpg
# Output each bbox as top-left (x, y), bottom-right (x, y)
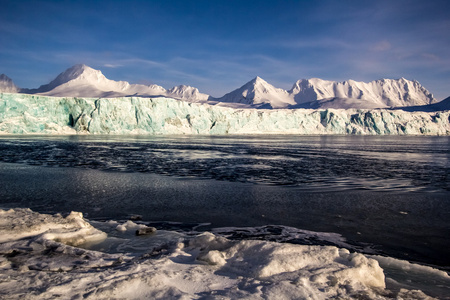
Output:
top-left (0, 208), bottom-right (106, 245)
top-left (0, 208), bottom-right (445, 299)
top-left (1, 93), bottom-right (449, 135)
top-left (192, 232), bottom-right (385, 285)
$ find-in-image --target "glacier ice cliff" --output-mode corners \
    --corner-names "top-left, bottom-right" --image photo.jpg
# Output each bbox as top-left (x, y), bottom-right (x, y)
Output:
top-left (0, 93), bottom-right (449, 135)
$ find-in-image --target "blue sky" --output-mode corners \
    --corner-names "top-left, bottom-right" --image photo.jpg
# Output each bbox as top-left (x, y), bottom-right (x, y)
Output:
top-left (1, 0), bottom-right (449, 99)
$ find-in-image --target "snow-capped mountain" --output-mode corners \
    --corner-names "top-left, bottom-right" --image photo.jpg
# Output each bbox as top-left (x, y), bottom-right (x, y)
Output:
top-left (23, 64), bottom-right (210, 101)
top-left (215, 77), bottom-right (296, 109)
top-left (2, 64), bottom-right (440, 109)
top-left (0, 74), bottom-right (20, 93)
top-left (167, 85), bottom-right (209, 102)
top-left (214, 76), bottom-right (436, 109)
top-left (289, 78), bottom-right (436, 108)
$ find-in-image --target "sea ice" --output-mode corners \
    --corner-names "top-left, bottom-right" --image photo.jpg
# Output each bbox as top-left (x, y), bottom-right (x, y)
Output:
top-left (0, 208), bottom-right (446, 299)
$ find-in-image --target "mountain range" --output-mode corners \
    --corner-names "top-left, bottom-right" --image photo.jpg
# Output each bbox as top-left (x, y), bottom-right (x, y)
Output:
top-left (0, 64), bottom-right (445, 110)
top-left (18, 64), bottom-right (210, 102)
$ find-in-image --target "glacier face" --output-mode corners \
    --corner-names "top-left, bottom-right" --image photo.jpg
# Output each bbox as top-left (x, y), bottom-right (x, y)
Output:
top-left (0, 93), bottom-right (449, 135)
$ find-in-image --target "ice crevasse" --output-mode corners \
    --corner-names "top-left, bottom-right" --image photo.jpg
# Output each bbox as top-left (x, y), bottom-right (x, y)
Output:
top-left (0, 93), bottom-right (449, 135)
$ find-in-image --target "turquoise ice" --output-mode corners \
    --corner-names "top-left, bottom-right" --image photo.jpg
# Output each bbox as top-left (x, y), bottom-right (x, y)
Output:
top-left (0, 93), bottom-right (449, 135)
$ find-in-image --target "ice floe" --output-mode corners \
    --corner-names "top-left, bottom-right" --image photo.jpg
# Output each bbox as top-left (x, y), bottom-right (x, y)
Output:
top-left (1, 208), bottom-right (448, 299)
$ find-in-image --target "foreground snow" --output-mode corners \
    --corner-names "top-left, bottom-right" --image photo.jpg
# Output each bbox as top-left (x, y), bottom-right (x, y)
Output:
top-left (1, 93), bottom-right (449, 135)
top-left (1, 208), bottom-right (447, 299)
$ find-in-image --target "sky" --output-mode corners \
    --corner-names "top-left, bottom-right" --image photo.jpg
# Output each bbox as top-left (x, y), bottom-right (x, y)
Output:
top-left (1, 0), bottom-right (449, 99)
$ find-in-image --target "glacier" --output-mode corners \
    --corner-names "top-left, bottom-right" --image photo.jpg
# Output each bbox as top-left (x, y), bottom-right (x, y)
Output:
top-left (0, 92), bottom-right (449, 135)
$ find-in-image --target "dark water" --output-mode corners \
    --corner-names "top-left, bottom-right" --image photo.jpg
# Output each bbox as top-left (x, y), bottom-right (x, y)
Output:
top-left (0, 135), bottom-right (449, 268)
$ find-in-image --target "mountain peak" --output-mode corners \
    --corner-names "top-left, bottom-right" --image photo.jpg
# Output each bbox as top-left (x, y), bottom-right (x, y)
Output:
top-left (57, 64), bottom-right (102, 81)
top-left (23, 64), bottom-right (210, 101)
top-left (238, 76), bottom-right (272, 91)
top-left (68, 63), bottom-right (88, 70)
top-left (250, 76), bottom-right (268, 85)
top-left (167, 85), bottom-right (210, 101)
top-left (33, 64), bottom-right (107, 93)
top-left (0, 74), bottom-right (13, 82)
top-left (0, 74), bottom-right (20, 93)
top-left (218, 76), bottom-right (294, 108)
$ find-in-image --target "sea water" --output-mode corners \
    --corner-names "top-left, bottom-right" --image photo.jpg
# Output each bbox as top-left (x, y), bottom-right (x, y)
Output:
top-left (0, 135), bottom-right (449, 297)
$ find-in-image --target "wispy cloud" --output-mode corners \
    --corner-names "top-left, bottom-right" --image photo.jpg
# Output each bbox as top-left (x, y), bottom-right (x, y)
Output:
top-left (371, 40), bottom-right (392, 52)
top-left (421, 53), bottom-right (440, 62)
top-left (277, 38), bottom-right (352, 50)
top-left (103, 64), bottom-right (122, 68)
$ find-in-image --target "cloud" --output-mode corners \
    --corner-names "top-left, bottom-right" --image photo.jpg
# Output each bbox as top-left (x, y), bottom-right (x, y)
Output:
top-left (278, 38), bottom-right (352, 50)
top-left (103, 64), bottom-right (122, 68)
top-left (117, 58), bottom-right (166, 68)
top-left (421, 53), bottom-right (440, 62)
top-left (371, 40), bottom-right (392, 52)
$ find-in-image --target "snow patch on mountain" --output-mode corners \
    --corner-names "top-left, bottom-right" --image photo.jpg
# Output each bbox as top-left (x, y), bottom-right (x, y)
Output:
top-left (0, 74), bottom-right (20, 93)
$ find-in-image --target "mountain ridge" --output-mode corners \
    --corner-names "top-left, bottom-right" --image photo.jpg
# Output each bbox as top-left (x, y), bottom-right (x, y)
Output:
top-left (19, 64), bottom-right (209, 101)
top-left (289, 77), bottom-right (435, 107)
top-left (0, 64), bottom-right (442, 109)
top-left (215, 76), bottom-right (295, 108)
top-left (216, 76), bottom-right (436, 109)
